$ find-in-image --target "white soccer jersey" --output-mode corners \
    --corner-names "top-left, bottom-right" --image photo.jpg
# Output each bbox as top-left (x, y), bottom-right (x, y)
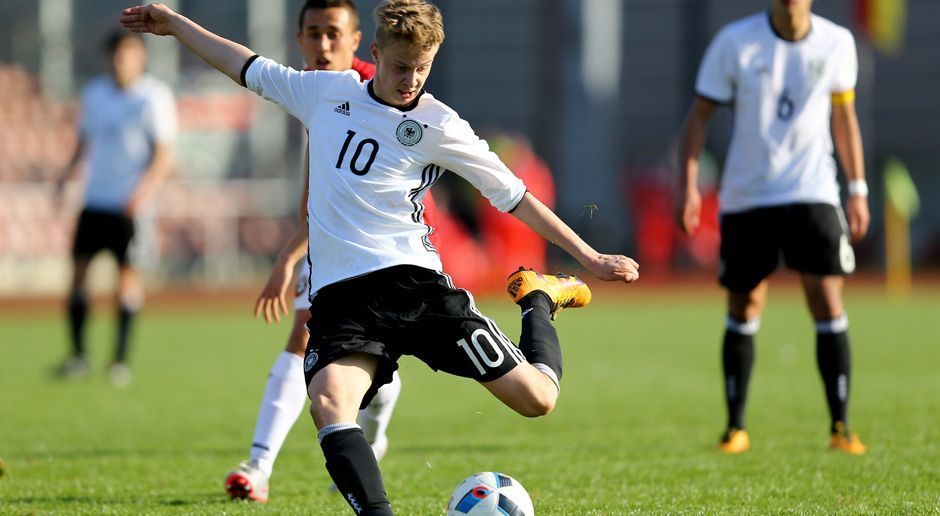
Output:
top-left (245, 57), bottom-right (526, 296)
top-left (78, 75), bottom-right (177, 212)
top-left (696, 13), bottom-right (858, 213)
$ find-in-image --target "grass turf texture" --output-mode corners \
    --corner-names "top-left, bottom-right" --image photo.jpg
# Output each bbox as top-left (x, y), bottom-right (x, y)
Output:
top-left (1, 285), bottom-right (938, 514)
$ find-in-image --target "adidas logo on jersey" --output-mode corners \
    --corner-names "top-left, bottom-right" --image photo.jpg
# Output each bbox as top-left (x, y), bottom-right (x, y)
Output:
top-left (334, 101), bottom-right (350, 116)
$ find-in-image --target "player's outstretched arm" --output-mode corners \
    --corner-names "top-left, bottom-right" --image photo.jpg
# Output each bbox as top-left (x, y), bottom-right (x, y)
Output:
top-left (675, 96), bottom-right (718, 236)
top-left (120, 4), bottom-right (254, 84)
top-left (511, 192), bottom-right (639, 283)
top-left (831, 96), bottom-right (870, 241)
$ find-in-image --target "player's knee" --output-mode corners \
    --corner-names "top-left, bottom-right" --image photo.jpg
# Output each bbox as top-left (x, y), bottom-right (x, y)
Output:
top-left (309, 392), bottom-right (342, 427)
top-left (519, 397), bottom-right (555, 418)
top-left (118, 285), bottom-right (144, 310)
top-left (514, 387), bottom-right (557, 418)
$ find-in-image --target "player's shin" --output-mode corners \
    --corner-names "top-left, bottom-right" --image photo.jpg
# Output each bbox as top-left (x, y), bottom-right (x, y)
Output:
top-left (319, 424), bottom-right (393, 515)
top-left (815, 315), bottom-right (851, 432)
top-left (250, 352), bottom-right (307, 476)
top-left (517, 292), bottom-right (562, 389)
top-left (358, 371), bottom-right (401, 459)
top-left (723, 316), bottom-right (759, 430)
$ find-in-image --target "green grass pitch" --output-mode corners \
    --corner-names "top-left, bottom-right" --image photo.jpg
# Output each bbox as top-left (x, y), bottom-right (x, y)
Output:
top-left (1, 284), bottom-right (939, 514)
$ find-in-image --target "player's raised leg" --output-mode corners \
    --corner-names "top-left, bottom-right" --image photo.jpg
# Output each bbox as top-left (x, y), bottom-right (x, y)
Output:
top-left (801, 273), bottom-right (866, 454)
top-left (309, 353), bottom-right (393, 515)
top-left (482, 268), bottom-right (592, 417)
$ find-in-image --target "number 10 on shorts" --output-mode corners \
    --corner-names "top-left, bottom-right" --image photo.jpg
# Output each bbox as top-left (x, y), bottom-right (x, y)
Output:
top-left (456, 329), bottom-right (506, 375)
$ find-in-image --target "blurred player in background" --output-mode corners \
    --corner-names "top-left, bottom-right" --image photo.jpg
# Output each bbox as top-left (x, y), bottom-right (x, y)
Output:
top-left (225, 0), bottom-right (400, 503)
top-left (677, 0), bottom-right (869, 454)
top-left (54, 31), bottom-right (176, 386)
top-left (121, 0), bottom-right (639, 512)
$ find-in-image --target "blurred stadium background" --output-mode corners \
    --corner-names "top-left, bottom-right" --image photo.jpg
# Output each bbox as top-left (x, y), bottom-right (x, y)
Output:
top-left (0, 0), bottom-right (936, 297)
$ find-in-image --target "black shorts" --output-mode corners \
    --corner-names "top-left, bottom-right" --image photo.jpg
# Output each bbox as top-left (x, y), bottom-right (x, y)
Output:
top-left (71, 208), bottom-right (136, 266)
top-left (303, 265), bottom-right (526, 408)
top-left (719, 203), bottom-right (855, 293)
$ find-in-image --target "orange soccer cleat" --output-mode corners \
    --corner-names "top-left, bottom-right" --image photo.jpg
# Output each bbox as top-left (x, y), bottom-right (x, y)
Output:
top-left (718, 427), bottom-right (751, 453)
top-left (829, 422), bottom-right (867, 455)
top-left (506, 267), bottom-right (591, 319)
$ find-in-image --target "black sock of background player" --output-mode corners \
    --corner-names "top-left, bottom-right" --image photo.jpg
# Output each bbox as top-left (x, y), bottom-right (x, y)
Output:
top-left (320, 426), bottom-right (392, 515)
top-left (115, 303), bottom-right (137, 364)
top-left (723, 326), bottom-right (755, 430)
top-left (816, 316), bottom-right (852, 433)
top-left (67, 290), bottom-right (88, 358)
top-left (517, 291), bottom-right (562, 385)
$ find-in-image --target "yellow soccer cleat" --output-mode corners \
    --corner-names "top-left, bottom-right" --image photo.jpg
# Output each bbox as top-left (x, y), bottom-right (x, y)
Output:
top-left (506, 267), bottom-right (592, 318)
top-left (829, 422), bottom-right (866, 455)
top-left (718, 427), bottom-right (751, 453)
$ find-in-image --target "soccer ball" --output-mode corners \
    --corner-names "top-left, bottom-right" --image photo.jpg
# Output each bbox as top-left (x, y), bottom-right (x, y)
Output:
top-left (446, 471), bottom-right (534, 516)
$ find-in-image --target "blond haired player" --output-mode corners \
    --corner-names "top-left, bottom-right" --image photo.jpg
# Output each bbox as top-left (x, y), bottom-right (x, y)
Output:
top-left (224, 0), bottom-right (401, 503)
top-left (677, 0), bottom-right (869, 455)
top-left (121, 1), bottom-right (638, 512)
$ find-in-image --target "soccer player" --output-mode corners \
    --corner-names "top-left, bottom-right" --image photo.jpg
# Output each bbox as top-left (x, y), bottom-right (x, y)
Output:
top-left (676, 0), bottom-right (869, 454)
top-left (54, 31), bottom-right (176, 386)
top-left (225, 0), bottom-right (402, 503)
top-left (121, 1), bottom-right (638, 513)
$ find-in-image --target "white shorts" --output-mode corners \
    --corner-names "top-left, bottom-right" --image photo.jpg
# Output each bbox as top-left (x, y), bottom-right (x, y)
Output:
top-left (294, 258), bottom-right (312, 311)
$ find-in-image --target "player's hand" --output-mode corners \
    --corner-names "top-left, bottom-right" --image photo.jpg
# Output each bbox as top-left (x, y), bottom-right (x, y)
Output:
top-left (846, 195), bottom-right (870, 241)
top-left (587, 253), bottom-right (639, 284)
top-left (254, 265), bottom-right (292, 324)
top-left (120, 4), bottom-right (179, 36)
top-left (675, 187), bottom-right (702, 236)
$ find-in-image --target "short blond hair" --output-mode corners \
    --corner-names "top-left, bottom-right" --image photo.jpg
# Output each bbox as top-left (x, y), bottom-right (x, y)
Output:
top-left (373, 0), bottom-right (444, 51)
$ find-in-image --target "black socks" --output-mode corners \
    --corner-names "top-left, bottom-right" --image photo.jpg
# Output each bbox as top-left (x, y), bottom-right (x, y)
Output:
top-left (517, 292), bottom-right (562, 386)
top-left (115, 303), bottom-right (137, 364)
top-left (815, 316), bottom-right (852, 433)
top-left (320, 426), bottom-right (392, 515)
top-left (722, 324), bottom-right (755, 430)
top-left (67, 291), bottom-right (88, 358)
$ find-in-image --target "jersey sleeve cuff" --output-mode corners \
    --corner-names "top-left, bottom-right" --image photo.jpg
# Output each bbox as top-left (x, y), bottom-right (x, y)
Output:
top-left (507, 189), bottom-right (528, 214)
top-left (240, 55), bottom-right (261, 88)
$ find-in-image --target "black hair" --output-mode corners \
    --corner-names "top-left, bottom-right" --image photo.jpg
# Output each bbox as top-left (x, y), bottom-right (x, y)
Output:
top-left (104, 30), bottom-right (143, 55)
top-left (297, 0), bottom-right (359, 31)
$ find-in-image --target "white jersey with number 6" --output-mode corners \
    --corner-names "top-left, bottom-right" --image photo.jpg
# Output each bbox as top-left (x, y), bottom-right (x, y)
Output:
top-left (245, 57), bottom-right (526, 297)
top-left (695, 13), bottom-right (858, 214)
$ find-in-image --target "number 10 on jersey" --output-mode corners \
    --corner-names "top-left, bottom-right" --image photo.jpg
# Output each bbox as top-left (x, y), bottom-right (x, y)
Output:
top-left (335, 130), bottom-right (379, 176)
